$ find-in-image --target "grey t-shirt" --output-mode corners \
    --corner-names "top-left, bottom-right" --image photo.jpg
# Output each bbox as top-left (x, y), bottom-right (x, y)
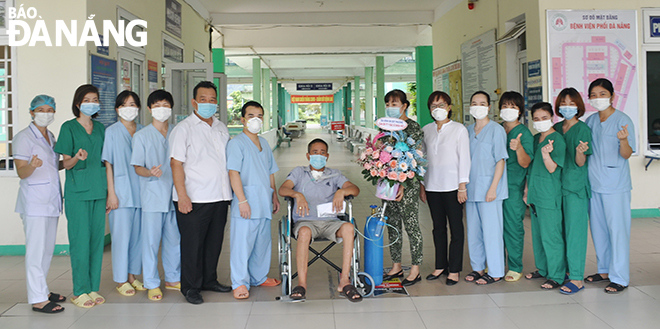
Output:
top-left (285, 166), bottom-right (349, 222)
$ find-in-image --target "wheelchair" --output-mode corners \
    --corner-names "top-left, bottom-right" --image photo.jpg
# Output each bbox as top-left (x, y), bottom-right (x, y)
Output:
top-left (277, 195), bottom-right (375, 301)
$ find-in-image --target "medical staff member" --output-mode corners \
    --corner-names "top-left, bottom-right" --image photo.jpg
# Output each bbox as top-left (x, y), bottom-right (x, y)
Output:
top-left (524, 102), bottom-right (566, 290)
top-left (381, 89), bottom-right (424, 287)
top-left (227, 101), bottom-right (280, 299)
top-left (420, 91), bottom-right (470, 285)
top-left (54, 84), bottom-right (107, 308)
top-left (464, 91), bottom-right (508, 285)
top-left (499, 91), bottom-right (533, 282)
top-left (584, 78), bottom-right (635, 294)
top-left (131, 90), bottom-right (181, 301)
top-left (14, 95), bottom-right (65, 314)
top-left (102, 90), bottom-right (145, 297)
top-left (553, 88), bottom-right (592, 295)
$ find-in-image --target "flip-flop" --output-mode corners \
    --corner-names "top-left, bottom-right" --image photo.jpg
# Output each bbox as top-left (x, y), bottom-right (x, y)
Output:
top-left (48, 292), bottom-right (66, 303)
top-left (259, 278), bottom-right (281, 287)
top-left (116, 282), bottom-right (136, 296)
top-left (340, 284), bottom-right (363, 303)
top-left (560, 281), bottom-right (585, 295)
top-left (233, 285), bottom-right (250, 299)
top-left (541, 279), bottom-right (561, 290)
top-left (165, 283), bottom-right (181, 291)
top-left (475, 273), bottom-right (502, 285)
top-left (464, 271), bottom-right (482, 282)
top-left (148, 288), bottom-right (163, 301)
top-left (604, 282), bottom-right (627, 294)
top-left (130, 280), bottom-right (147, 291)
top-left (32, 301), bottom-right (64, 314)
top-left (526, 270), bottom-right (543, 280)
top-left (70, 294), bottom-right (94, 309)
top-left (88, 292), bottom-right (105, 305)
top-left (585, 273), bottom-right (609, 283)
top-left (290, 285), bottom-right (306, 301)
top-left (505, 270), bottom-right (522, 282)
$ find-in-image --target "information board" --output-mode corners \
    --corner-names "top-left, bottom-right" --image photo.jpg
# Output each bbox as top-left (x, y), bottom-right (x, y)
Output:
top-left (461, 29), bottom-right (498, 124)
top-left (90, 55), bottom-right (117, 127)
top-left (432, 61), bottom-right (463, 123)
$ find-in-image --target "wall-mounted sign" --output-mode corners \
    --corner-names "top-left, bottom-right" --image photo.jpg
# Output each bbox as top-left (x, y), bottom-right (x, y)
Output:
top-left (148, 60), bottom-right (159, 93)
top-left (376, 118), bottom-right (408, 131)
top-left (163, 39), bottom-right (184, 63)
top-left (166, 0), bottom-right (182, 38)
top-left (296, 83), bottom-right (332, 91)
top-left (90, 55), bottom-right (117, 127)
top-left (330, 121), bottom-right (345, 131)
top-left (643, 10), bottom-right (660, 44)
top-left (97, 35), bottom-right (109, 56)
top-left (291, 95), bottom-right (334, 103)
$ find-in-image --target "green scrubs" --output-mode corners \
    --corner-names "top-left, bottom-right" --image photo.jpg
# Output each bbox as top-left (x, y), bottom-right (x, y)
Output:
top-left (527, 131), bottom-right (566, 283)
top-left (554, 121), bottom-right (592, 281)
top-left (502, 124), bottom-right (534, 273)
top-left (53, 118), bottom-right (107, 296)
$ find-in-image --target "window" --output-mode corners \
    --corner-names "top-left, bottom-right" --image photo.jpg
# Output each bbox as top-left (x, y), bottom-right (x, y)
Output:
top-left (647, 51), bottom-right (660, 149)
top-left (0, 45), bottom-right (15, 172)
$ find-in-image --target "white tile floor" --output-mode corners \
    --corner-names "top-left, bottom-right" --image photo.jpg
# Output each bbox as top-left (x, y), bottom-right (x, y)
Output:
top-left (2, 128), bottom-right (660, 328)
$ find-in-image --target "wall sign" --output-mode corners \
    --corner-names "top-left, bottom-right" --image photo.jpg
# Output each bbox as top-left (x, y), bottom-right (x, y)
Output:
top-left (166, 0), bottom-right (182, 38)
top-left (296, 83), bottom-right (332, 91)
top-left (291, 95), bottom-right (334, 103)
top-left (432, 61), bottom-right (463, 123)
top-left (148, 60), bottom-right (158, 93)
top-left (90, 55), bottom-right (117, 127)
top-left (461, 29), bottom-right (498, 124)
top-left (96, 35), bottom-right (109, 56)
top-left (643, 9), bottom-right (660, 43)
top-left (163, 39), bottom-right (184, 63)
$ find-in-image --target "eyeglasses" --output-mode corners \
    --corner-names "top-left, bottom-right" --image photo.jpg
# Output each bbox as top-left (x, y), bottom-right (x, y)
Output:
top-left (430, 104), bottom-right (448, 110)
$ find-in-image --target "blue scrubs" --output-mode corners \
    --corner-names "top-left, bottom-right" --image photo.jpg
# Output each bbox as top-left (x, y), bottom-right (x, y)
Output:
top-left (102, 122), bottom-right (144, 284)
top-left (130, 124), bottom-right (180, 289)
top-left (466, 121), bottom-right (508, 278)
top-left (585, 110), bottom-right (635, 286)
top-left (227, 133), bottom-right (279, 290)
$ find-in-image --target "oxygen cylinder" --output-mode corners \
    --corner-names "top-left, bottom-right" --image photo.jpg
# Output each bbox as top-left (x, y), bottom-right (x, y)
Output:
top-left (364, 206), bottom-right (384, 286)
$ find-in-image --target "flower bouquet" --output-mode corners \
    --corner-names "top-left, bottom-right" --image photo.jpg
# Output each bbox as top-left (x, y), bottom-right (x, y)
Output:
top-left (356, 130), bottom-right (427, 200)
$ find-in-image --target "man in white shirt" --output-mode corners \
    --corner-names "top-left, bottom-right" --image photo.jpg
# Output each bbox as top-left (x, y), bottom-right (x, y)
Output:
top-left (170, 81), bottom-right (232, 304)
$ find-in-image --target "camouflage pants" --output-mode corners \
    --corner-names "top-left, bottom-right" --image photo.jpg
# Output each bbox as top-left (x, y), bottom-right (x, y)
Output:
top-left (385, 180), bottom-right (423, 265)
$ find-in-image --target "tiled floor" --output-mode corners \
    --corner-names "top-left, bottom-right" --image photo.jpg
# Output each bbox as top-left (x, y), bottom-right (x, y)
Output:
top-left (2, 127), bottom-right (660, 328)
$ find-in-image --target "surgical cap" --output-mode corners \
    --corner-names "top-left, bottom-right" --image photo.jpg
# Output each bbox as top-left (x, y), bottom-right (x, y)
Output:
top-left (30, 94), bottom-right (56, 111)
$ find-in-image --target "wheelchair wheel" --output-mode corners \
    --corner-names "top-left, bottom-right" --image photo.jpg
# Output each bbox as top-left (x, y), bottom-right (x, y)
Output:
top-left (356, 272), bottom-right (375, 297)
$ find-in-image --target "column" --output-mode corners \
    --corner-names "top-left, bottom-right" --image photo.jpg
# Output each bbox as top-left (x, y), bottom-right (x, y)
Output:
top-left (262, 68), bottom-right (270, 130)
top-left (376, 56), bottom-right (385, 119)
top-left (252, 58), bottom-right (261, 103)
top-left (416, 45), bottom-right (434, 127)
top-left (353, 76), bottom-right (360, 126)
top-left (272, 78), bottom-right (279, 128)
top-left (278, 83), bottom-right (285, 124)
top-left (365, 66), bottom-right (374, 128)
top-left (344, 84), bottom-right (351, 125)
top-left (212, 48), bottom-right (225, 123)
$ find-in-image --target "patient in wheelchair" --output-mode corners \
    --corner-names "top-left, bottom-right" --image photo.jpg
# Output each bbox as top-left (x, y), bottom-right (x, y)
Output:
top-left (278, 138), bottom-right (361, 301)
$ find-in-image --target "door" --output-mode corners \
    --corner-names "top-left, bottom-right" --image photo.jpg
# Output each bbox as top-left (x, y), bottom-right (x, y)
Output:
top-left (118, 49), bottom-right (146, 123)
top-left (163, 63), bottom-right (227, 124)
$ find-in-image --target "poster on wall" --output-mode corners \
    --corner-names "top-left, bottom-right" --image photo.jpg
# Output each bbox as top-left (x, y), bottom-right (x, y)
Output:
top-left (461, 29), bottom-right (498, 125)
top-left (90, 55), bottom-right (118, 127)
top-left (526, 59), bottom-right (543, 124)
top-left (166, 0), bottom-right (182, 38)
top-left (148, 60), bottom-right (159, 93)
top-left (547, 10), bottom-right (638, 144)
top-left (432, 61), bottom-right (463, 123)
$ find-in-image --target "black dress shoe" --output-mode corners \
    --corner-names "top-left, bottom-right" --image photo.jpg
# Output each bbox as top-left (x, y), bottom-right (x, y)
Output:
top-left (446, 273), bottom-right (460, 286)
top-left (383, 270), bottom-right (404, 281)
top-left (202, 282), bottom-right (232, 293)
top-left (184, 289), bottom-right (204, 304)
top-left (426, 271), bottom-right (446, 280)
top-left (401, 274), bottom-right (421, 287)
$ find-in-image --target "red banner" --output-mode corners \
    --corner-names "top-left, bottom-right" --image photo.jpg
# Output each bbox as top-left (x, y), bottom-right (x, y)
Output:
top-left (330, 121), bottom-right (345, 131)
top-left (291, 95), bottom-right (334, 103)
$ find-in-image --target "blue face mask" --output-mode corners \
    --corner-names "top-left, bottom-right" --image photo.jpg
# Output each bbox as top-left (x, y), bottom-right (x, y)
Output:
top-left (559, 106), bottom-right (578, 120)
top-left (79, 103), bottom-right (100, 116)
top-left (385, 107), bottom-right (402, 118)
top-left (309, 154), bottom-right (327, 170)
top-left (196, 101), bottom-right (217, 119)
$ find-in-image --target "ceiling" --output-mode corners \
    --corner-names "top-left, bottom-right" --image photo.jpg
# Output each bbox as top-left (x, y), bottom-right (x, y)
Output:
top-left (197, 0), bottom-right (443, 14)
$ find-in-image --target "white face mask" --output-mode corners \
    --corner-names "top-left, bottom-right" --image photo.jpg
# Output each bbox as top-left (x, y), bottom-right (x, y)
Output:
top-left (533, 119), bottom-right (553, 133)
top-left (33, 112), bottom-right (55, 127)
top-left (118, 106), bottom-right (139, 122)
top-left (589, 98), bottom-right (611, 111)
top-left (151, 107), bottom-right (172, 122)
top-left (246, 117), bottom-right (263, 134)
top-left (431, 108), bottom-right (448, 121)
top-left (470, 106), bottom-right (489, 120)
top-left (500, 108), bottom-right (519, 122)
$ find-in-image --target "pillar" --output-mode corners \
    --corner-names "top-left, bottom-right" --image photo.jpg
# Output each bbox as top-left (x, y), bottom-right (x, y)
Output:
top-left (212, 48), bottom-right (225, 122)
top-left (262, 68), bottom-right (270, 130)
top-left (376, 56), bottom-right (385, 119)
top-left (344, 84), bottom-right (351, 125)
top-left (353, 76), bottom-right (360, 126)
top-left (252, 58), bottom-right (261, 103)
top-left (365, 66), bottom-right (374, 128)
top-left (278, 83), bottom-right (285, 124)
top-left (272, 77), bottom-right (279, 128)
top-left (416, 46), bottom-right (434, 127)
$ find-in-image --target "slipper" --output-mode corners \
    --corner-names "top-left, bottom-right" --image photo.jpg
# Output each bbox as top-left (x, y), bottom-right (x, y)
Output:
top-left (585, 273), bottom-right (609, 283)
top-left (70, 294), bottom-right (94, 309)
top-left (541, 279), bottom-right (561, 290)
top-left (475, 273), bottom-right (502, 285)
top-left (130, 280), bottom-right (147, 291)
top-left (259, 278), bottom-right (281, 287)
top-left (116, 282), bottom-right (136, 296)
top-left (165, 283), bottom-right (181, 291)
top-left (290, 285), bottom-right (306, 301)
top-left (233, 285), bottom-right (250, 299)
top-left (526, 270), bottom-right (543, 280)
top-left (504, 270), bottom-right (522, 282)
top-left (48, 292), bottom-right (66, 303)
top-left (464, 271), bottom-right (482, 282)
top-left (604, 282), bottom-right (627, 294)
top-left (148, 288), bottom-right (163, 301)
top-left (32, 301), bottom-right (64, 314)
top-left (340, 284), bottom-right (363, 303)
top-left (560, 281), bottom-right (585, 295)
top-left (88, 292), bottom-right (105, 305)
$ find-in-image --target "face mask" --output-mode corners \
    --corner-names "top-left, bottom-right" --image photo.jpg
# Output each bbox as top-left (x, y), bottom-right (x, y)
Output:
top-left (309, 154), bottom-right (327, 170)
top-left (559, 106), bottom-right (578, 120)
top-left (195, 101), bottom-right (217, 119)
top-left (470, 106), bottom-right (489, 120)
top-left (246, 117), bottom-right (263, 134)
top-left (79, 103), bottom-right (100, 116)
top-left (533, 119), bottom-right (553, 133)
top-left (118, 106), bottom-right (139, 122)
top-left (33, 112), bottom-right (54, 127)
top-left (589, 98), bottom-right (611, 111)
top-left (310, 170), bottom-right (323, 180)
top-left (385, 107), bottom-right (402, 118)
top-left (151, 107), bottom-right (172, 122)
top-left (499, 108), bottom-right (519, 122)
top-left (431, 108), bottom-right (448, 121)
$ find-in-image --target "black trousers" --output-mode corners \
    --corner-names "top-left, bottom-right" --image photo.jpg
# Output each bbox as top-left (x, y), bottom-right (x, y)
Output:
top-left (426, 191), bottom-right (464, 273)
top-left (174, 201), bottom-right (230, 294)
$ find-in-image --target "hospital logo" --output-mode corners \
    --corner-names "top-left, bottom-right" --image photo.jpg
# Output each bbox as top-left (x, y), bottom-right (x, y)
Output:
top-left (6, 5), bottom-right (147, 47)
top-left (551, 13), bottom-right (568, 31)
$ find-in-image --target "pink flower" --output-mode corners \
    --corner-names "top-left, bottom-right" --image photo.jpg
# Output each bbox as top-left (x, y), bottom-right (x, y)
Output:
top-left (407, 171), bottom-right (415, 179)
top-left (385, 146), bottom-right (394, 152)
top-left (387, 171), bottom-right (398, 180)
top-left (416, 149), bottom-right (424, 157)
top-left (380, 151), bottom-right (392, 163)
top-left (363, 163), bottom-right (372, 170)
top-left (376, 161), bottom-right (383, 168)
top-left (372, 150), bottom-right (380, 159)
top-left (359, 152), bottom-right (367, 160)
top-left (370, 169), bottom-right (378, 177)
top-left (366, 147), bottom-right (373, 154)
top-left (379, 170), bottom-right (387, 178)
top-left (389, 160), bottom-right (398, 168)
top-left (398, 172), bottom-right (407, 182)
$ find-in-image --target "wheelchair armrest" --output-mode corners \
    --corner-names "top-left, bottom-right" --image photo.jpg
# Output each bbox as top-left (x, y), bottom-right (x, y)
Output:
top-left (284, 196), bottom-right (294, 203)
top-left (344, 195), bottom-right (354, 201)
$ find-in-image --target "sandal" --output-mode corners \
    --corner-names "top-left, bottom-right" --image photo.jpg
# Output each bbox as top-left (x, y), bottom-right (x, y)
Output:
top-left (259, 278), bottom-right (281, 287)
top-left (148, 288), bottom-right (163, 301)
top-left (541, 279), bottom-right (561, 290)
top-left (32, 301), bottom-right (64, 314)
top-left (116, 282), bottom-right (136, 297)
top-left (340, 284), bottom-right (363, 303)
top-left (560, 281), bottom-right (585, 295)
top-left (475, 274), bottom-right (502, 285)
top-left (604, 282), bottom-right (627, 294)
top-left (585, 273), bottom-right (609, 283)
top-left (48, 292), bottom-right (66, 303)
top-left (130, 279), bottom-right (147, 291)
top-left (71, 294), bottom-right (94, 309)
top-left (504, 270), bottom-right (522, 282)
top-left (165, 283), bottom-right (181, 291)
top-left (464, 271), bottom-right (482, 282)
top-left (290, 285), bottom-right (306, 301)
top-left (525, 270), bottom-right (543, 280)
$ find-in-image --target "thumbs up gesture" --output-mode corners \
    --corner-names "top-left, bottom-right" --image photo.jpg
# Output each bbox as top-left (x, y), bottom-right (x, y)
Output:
top-left (542, 139), bottom-right (554, 155)
top-left (576, 140), bottom-right (589, 154)
top-left (150, 165), bottom-right (163, 178)
top-left (29, 155), bottom-right (43, 168)
top-left (617, 125), bottom-right (629, 141)
top-left (510, 133), bottom-right (522, 151)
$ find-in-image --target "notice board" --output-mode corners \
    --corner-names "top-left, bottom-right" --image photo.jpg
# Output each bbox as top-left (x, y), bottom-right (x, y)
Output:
top-left (461, 29), bottom-right (498, 125)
